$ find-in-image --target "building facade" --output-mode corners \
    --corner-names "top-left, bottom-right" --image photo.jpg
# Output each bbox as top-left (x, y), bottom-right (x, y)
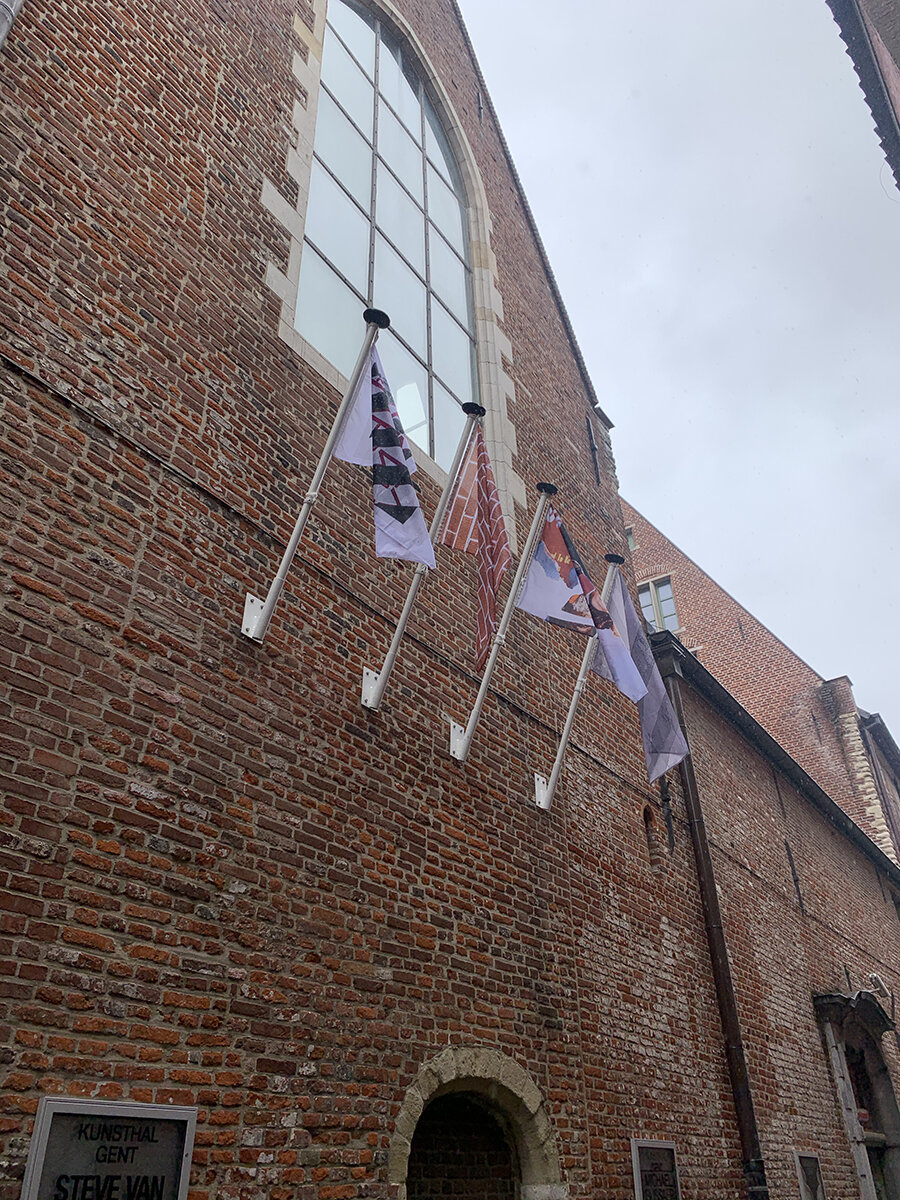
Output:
top-left (826, 0), bottom-right (900, 189)
top-left (3, 3), bottom-right (900, 1200)
top-left (623, 500), bottom-right (900, 866)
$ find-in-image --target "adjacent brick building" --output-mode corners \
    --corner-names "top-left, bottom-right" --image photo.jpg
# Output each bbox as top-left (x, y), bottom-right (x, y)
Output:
top-left (826, 0), bottom-right (900, 189)
top-left (623, 500), bottom-right (900, 865)
top-left (2, 3), bottom-right (900, 1200)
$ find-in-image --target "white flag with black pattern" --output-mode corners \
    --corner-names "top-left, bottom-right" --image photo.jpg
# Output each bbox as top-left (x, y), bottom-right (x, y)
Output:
top-left (334, 348), bottom-right (436, 569)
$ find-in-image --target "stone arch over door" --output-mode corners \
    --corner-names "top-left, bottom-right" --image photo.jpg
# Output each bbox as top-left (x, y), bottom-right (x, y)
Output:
top-left (388, 1045), bottom-right (567, 1200)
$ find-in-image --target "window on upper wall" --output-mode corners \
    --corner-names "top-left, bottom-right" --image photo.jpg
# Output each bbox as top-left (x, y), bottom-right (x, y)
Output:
top-left (638, 577), bottom-right (679, 633)
top-left (295, 0), bottom-right (477, 472)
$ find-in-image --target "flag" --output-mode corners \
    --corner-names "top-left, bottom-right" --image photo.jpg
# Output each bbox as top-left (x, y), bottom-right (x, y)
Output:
top-left (516, 509), bottom-right (646, 702)
top-left (333, 348), bottom-right (435, 568)
top-left (592, 566), bottom-right (688, 783)
top-left (440, 425), bottom-right (511, 668)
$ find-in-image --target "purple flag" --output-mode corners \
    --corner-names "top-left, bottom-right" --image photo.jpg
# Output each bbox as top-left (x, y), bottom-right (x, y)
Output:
top-left (592, 567), bottom-right (688, 783)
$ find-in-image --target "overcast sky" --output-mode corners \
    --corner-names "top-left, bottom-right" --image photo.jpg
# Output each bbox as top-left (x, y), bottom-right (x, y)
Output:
top-left (456, 0), bottom-right (900, 737)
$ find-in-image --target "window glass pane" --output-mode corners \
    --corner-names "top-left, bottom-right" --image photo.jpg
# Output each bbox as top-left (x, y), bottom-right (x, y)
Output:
top-left (326, 0), bottom-right (375, 78)
top-left (321, 35), bottom-right (374, 138)
top-left (315, 91), bottom-right (372, 208)
top-left (295, 246), bottom-right (365, 377)
top-left (378, 36), bottom-right (422, 141)
top-left (377, 332), bottom-right (429, 450)
top-left (373, 234), bottom-right (427, 358)
top-left (432, 381), bottom-right (467, 471)
top-left (305, 160), bottom-right (370, 293)
top-left (424, 96), bottom-right (456, 185)
top-left (638, 586), bottom-right (657, 631)
top-left (430, 228), bottom-right (470, 327)
top-left (377, 99), bottom-right (424, 203)
top-left (375, 163), bottom-right (425, 274)
top-left (431, 299), bottom-right (473, 405)
top-left (427, 164), bottom-right (465, 254)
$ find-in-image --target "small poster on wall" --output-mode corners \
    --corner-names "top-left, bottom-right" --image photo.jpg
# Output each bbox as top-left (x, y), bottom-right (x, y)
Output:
top-left (631, 1139), bottom-right (681, 1200)
top-left (794, 1151), bottom-right (827, 1200)
top-left (20, 1098), bottom-right (197, 1200)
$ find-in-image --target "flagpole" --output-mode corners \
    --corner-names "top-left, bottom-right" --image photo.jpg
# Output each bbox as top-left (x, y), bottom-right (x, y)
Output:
top-left (534, 554), bottom-right (625, 811)
top-left (241, 308), bottom-right (390, 644)
top-left (361, 402), bottom-right (486, 711)
top-left (449, 481), bottom-right (558, 763)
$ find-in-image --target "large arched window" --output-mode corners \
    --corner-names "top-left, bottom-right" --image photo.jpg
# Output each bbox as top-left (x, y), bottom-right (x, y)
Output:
top-left (295, 0), bottom-right (477, 471)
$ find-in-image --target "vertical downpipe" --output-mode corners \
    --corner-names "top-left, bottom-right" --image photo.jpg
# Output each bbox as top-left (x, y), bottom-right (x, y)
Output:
top-left (659, 648), bottom-right (769, 1200)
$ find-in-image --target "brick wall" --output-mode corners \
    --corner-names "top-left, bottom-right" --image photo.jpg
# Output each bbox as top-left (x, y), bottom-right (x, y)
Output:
top-left (1, 2), bottom-right (899, 1199)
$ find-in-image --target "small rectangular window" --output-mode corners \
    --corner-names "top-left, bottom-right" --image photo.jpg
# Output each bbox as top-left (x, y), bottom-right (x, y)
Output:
top-left (637, 576), bottom-right (680, 633)
top-left (626, 527), bottom-right (635, 551)
top-left (631, 1140), bottom-right (680, 1200)
top-left (794, 1151), bottom-right (826, 1200)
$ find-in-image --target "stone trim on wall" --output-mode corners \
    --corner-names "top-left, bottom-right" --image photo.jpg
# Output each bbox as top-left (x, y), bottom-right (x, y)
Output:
top-left (387, 1044), bottom-right (565, 1200)
top-left (260, 0), bottom-right (526, 548)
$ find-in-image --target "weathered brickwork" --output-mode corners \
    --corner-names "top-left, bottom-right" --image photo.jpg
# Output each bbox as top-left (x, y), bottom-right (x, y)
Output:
top-left (2, 2), bottom-right (900, 1200)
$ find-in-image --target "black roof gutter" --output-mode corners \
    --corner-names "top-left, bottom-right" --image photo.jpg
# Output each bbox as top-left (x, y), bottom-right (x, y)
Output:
top-left (651, 630), bottom-right (900, 892)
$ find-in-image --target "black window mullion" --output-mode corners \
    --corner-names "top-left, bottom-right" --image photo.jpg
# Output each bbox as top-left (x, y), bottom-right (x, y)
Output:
top-left (320, 82), bottom-right (375, 150)
top-left (419, 79), bottom-right (435, 458)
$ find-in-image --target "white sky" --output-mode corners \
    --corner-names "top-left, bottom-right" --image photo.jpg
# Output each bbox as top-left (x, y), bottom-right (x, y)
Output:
top-left (456, 0), bottom-right (900, 737)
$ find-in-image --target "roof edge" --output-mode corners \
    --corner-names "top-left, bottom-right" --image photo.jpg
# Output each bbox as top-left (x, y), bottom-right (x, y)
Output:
top-left (825, 0), bottom-right (900, 189)
top-left (448, 0), bottom-right (613, 430)
top-left (651, 630), bottom-right (900, 891)
top-left (623, 497), bottom-right (833, 688)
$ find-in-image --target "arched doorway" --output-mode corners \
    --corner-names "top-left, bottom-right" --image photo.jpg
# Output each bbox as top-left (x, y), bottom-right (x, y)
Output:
top-left (388, 1045), bottom-right (566, 1200)
top-left (816, 991), bottom-right (900, 1200)
top-left (407, 1093), bottom-right (517, 1200)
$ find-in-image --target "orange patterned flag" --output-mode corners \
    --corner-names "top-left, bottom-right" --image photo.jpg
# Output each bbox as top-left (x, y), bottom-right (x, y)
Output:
top-left (440, 425), bottom-right (511, 669)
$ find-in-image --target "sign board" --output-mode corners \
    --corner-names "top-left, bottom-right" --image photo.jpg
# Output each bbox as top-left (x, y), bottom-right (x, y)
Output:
top-left (794, 1151), bottom-right (827, 1200)
top-left (631, 1139), bottom-right (680, 1200)
top-left (20, 1098), bottom-right (197, 1200)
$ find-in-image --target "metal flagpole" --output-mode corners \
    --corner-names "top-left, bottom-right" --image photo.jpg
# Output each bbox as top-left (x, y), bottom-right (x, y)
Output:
top-left (533, 554), bottom-right (625, 811)
top-left (241, 308), bottom-right (390, 644)
top-left (449, 481), bottom-right (558, 763)
top-left (361, 401), bottom-right (486, 711)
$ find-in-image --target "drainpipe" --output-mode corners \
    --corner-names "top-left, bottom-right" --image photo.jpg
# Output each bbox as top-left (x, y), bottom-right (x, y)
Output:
top-left (655, 639), bottom-right (769, 1200)
top-left (0, 0), bottom-right (25, 51)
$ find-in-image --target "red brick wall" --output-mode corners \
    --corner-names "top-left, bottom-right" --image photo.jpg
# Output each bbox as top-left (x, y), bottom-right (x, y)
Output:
top-left (1, 2), bottom-right (899, 1199)
top-left (678, 678), bottom-right (900, 1200)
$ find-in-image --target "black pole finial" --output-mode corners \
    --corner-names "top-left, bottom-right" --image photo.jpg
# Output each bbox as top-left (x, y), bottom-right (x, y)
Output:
top-left (462, 402), bottom-right (486, 417)
top-left (536, 482), bottom-right (558, 496)
top-left (605, 553), bottom-right (626, 565)
top-left (364, 308), bottom-right (391, 329)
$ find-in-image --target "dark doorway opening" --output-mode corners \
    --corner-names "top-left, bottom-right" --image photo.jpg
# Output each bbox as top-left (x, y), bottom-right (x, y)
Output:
top-left (406, 1093), bottom-right (518, 1200)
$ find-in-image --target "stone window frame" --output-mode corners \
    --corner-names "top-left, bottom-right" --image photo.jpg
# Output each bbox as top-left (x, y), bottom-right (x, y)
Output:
top-left (261, 0), bottom-right (525, 548)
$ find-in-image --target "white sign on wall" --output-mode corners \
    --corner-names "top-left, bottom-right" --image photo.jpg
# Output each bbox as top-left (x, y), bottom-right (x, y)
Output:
top-left (20, 1098), bottom-right (197, 1200)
